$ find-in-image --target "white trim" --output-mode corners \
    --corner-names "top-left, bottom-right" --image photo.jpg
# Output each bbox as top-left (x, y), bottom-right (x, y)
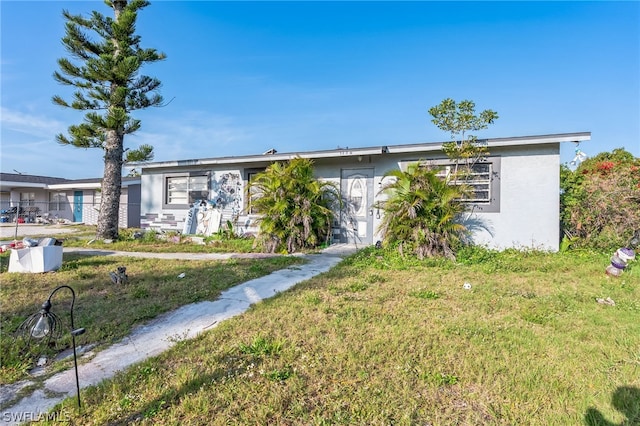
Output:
top-left (138, 147), bottom-right (385, 170)
top-left (386, 132), bottom-right (591, 154)
top-left (137, 132), bottom-right (591, 171)
top-left (0, 181), bottom-right (49, 189)
top-left (48, 179), bottom-right (140, 190)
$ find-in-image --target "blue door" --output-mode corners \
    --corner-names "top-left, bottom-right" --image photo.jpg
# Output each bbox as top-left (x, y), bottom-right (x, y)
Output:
top-left (73, 191), bottom-right (83, 222)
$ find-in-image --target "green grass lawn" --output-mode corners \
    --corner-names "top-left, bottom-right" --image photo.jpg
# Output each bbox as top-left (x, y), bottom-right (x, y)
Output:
top-left (27, 246), bottom-right (639, 425)
top-left (52, 225), bottom-right (259, 253)
top-left (0, 251), bottom-right (304, 386)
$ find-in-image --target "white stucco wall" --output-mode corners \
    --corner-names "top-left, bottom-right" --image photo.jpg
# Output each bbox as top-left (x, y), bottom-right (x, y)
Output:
top-left (140, 142), bottom-right (563, 250)
top-left (468, 145), bottom-right (560, 251)
top-left (141, 169), bottom-right (246, 232)
top-left (141, 172), bottom-right (185, 230)
top-left (80, 188), bottom-right (132, 227)
top-left (362, 144), bottom-right (562, 251)
top-left (141, 173), bottom-right (163, 213)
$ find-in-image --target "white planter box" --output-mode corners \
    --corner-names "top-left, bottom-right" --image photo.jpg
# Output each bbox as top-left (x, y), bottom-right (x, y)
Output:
top-left (8, 246), bottom-right (63, 273)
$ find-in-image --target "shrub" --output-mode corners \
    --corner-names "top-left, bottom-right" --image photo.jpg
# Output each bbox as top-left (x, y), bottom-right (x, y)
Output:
top-left (561, 148), bottom-right (640, 251)
top-left (375, 163), bottom-right (469, 260)
top-left (250, 158), bottom-right (340, 253)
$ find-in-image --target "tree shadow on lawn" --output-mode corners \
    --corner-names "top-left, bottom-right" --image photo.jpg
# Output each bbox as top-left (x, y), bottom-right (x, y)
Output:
top-left (584, 386), bottom-right (640, 425)
top-left (81, 347), bottom-right (270, 425)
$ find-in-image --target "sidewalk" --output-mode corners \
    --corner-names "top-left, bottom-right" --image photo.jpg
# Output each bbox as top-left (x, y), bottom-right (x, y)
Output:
top-left (0, 245), bottom-right (357, 424)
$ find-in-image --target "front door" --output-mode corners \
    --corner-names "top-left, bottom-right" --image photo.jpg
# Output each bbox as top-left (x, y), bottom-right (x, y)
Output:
top-left (73, 191), bottom-right (83, 222)
top-left (340, 168), bottom-right (374, 245)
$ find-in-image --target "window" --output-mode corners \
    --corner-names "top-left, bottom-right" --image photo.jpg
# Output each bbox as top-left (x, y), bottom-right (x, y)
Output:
top-left (349, 177), bottom-right (366, 215)
top-left (93, 190), bottom-right (102, 207)
top-left (406, 156), bottom-right (501, 213)
top-left (20, 192), bottom-right (35, 206)
top-left (435, 163), bottom-right (492, 203)
top-left (166, 175), bottom-right (209, 206)
top-left (49, 192), bottom-right (67, 211)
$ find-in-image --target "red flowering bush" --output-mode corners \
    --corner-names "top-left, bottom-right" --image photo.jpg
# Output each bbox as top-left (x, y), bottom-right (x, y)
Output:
top-left (590, 161), bottom-right (615, 175)
top-left (561, 148), bottom-right (640, 250)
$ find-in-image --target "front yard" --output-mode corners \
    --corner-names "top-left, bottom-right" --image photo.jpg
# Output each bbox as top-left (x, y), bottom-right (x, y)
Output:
top-left (0, 248), bottom-right (303, 386)
top-left (4, 245), bottom-right (637, 425)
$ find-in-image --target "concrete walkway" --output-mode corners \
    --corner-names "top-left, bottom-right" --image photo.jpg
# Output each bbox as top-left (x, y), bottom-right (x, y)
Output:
top-left (62, 247), bottom-right (281, 260)
top-left (0, 244), bottom-right (357, 424)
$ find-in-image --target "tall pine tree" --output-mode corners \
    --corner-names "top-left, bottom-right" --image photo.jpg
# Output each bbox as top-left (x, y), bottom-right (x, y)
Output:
top-left (52, 0), bottom-right (165, 240)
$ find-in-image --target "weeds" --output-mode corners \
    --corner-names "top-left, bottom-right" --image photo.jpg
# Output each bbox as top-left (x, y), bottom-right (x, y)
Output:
top-left (0, 254), bottom-right (303, 385)
top-left (4, 236), bottom-right (639, 424)
top-left (238, 336), bottom-right (284, 357)
top-left (410, 289), bottom-right (440, 300)
top-left (43, 247), bottom-right (638, 425)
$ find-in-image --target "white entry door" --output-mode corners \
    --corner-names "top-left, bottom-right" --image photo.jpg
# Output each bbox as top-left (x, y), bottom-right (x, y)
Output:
top-left (340, 168), bottom-right (374, 245)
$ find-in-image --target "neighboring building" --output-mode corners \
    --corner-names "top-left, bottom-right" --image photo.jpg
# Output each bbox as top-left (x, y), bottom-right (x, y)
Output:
top-left (138, 132), bottom-right (591, 251)
top-left (0, 173), bottom-right (141, 228)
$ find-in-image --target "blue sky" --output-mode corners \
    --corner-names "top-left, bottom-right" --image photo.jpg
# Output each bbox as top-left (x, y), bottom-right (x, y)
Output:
top-left (1, 1), bottom-right (639, 179)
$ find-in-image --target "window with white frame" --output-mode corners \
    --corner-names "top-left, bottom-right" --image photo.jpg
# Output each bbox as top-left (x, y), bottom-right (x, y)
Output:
top-left (166, 175), bottom-right (209, 206)
top-left (94, 190), bottom-right (102, 208)
top-left (408, 156), bottom-right (500, 212)
top-left (435, 162), bottom-right (492, 203)
top-left (20, 192), bottom-right (35, 206)
top-left (49, 192), bottom-right (67, 211)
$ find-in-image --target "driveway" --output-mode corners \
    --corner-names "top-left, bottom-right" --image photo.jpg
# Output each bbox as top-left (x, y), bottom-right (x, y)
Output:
top-left (0, 224), bottom-right (84, 241)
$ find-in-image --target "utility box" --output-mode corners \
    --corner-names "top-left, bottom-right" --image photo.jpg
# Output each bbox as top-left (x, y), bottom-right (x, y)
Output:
top-left (8, 246), bottom-right (64, 273)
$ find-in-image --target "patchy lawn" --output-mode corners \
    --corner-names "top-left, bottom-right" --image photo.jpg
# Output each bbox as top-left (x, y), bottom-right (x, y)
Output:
top-left (0, 250), bottom-right (304, 385)
top-left (37, 247), bottom-right (640, 425)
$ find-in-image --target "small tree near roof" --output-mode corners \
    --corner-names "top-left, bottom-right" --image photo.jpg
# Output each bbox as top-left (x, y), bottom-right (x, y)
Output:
top-left (428, 98), bottom-right (498, 184)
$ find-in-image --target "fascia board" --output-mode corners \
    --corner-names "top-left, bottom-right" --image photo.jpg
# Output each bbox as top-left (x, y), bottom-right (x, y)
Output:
top-left (48, 180), bottom-right (140, 190)
top-left (387, 133), bottom-right (591, 155)
top-left (0, 181), bottom-right (49, 189)
top-left (486, 133), bottom-right (591, 148)
top-left (138, 132), bottom-right (591, 171)
top-left (140, 147), bottom-right (385, 170)
top-left (48, 182), bottom-right (101, 190)
top-left (385, 144), bottom-right (442, 154)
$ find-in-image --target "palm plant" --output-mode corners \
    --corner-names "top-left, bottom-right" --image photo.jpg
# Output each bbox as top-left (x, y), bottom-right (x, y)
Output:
top-left (250, 157), bottom-right (340, 253)
top-left (376, 163), bottom-right (469, 260)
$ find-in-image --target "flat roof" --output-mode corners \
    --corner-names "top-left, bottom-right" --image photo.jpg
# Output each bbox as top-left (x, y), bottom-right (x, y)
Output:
top-left (0, 173), bottom-right (140, 191)
top-left (138, 132), bottom-right (591, 171)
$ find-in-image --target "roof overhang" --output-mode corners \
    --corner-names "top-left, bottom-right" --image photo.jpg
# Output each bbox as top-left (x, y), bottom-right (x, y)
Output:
top-left (139, 146), bottom-right (386, 170)
top-left (0, 181), bottom-right (49, 191)
top-left (48, 178), bottom-right (141, 190)
top-left (138, 132), bottom-right (591, 172)
top-left (0, 178), bottom-right (140, 192)
top-left (386, 132), bottom-right (591, 154)
top-left (48, 182), bottom-right (102, 190)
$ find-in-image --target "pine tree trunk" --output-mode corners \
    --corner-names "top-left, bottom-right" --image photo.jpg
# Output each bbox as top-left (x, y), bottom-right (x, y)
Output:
top-left (96, 129), bottom-right (124, 240)
top-left (96, 0), bottom-right (126, 241)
